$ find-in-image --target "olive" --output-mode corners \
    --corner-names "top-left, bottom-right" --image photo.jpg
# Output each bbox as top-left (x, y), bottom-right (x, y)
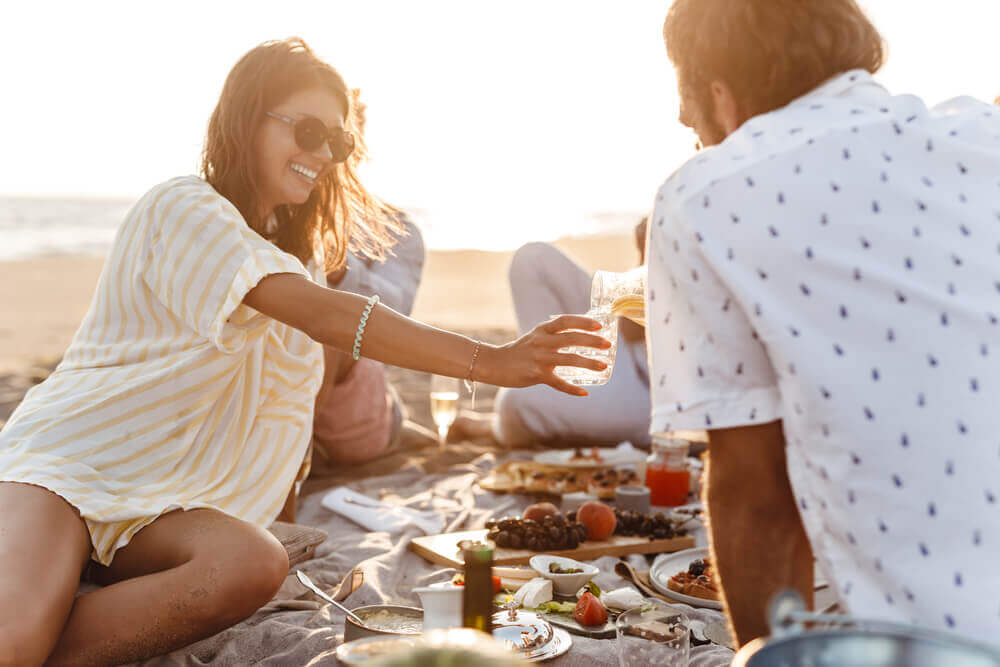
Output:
top-left (495, 530), bottom-right (511, 548)
top-left (508, 532), bottom-right (523, 550)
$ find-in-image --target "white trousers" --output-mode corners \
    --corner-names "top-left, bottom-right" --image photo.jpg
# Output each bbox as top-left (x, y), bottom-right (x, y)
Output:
top-left (493, 242), bottom-right (652, 447)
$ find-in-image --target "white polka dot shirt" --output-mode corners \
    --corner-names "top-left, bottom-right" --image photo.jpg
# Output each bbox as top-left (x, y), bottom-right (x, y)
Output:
top-left (647, 70), bottom-right (1000, 642)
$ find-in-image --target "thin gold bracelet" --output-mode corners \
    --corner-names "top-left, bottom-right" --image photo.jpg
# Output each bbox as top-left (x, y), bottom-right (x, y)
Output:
top-left (464, 339), bottom-right (481, 409)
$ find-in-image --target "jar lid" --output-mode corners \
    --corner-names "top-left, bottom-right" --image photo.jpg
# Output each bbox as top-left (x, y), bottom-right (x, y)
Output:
top-left (651, 434), bottom-right (690, 454)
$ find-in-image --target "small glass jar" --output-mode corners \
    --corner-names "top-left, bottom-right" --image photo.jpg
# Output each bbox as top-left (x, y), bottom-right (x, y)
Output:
top-left (646, 434), bottom-right (691, 506)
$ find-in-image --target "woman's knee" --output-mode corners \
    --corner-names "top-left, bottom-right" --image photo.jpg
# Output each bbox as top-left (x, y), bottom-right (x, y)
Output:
top-left (194, 527), bottom-right (288, 624)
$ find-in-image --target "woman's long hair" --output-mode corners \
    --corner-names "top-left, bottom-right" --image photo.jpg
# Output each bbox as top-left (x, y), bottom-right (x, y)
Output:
top-left (201, 37), bottom-right (401, 271)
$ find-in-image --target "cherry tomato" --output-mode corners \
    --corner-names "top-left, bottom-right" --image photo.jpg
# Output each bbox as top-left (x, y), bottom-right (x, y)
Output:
top-left (492, 575), bottom-right (503, 594)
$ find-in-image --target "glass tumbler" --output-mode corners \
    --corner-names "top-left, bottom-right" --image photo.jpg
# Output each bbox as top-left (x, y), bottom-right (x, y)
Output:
top-left (553, 308), bottom-right (618, 385)
top-left (616, 602), bottom-right (690, 667)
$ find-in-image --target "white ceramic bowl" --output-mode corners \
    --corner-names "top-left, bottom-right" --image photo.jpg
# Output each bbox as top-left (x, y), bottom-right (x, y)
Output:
top-left (529, 555), bottom-right (599, 596)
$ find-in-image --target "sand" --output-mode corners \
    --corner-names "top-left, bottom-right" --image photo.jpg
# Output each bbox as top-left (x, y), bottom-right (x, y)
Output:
top-left (0, 233), bottom-right (638, 426)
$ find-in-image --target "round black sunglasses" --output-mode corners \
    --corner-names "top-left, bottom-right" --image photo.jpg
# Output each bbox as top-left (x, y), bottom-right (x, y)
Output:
top-left (266, 111), bottom-right (355, 163)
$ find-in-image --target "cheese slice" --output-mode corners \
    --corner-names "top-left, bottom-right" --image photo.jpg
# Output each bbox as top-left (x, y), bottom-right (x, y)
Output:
top-left (514, 577), bottom-right (554, 609)
top-left (601, 587), bottom-right (646, 611)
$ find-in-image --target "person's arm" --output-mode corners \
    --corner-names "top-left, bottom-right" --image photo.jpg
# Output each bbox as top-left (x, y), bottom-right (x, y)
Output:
top-left (705, 420), bottom-right (813, 645)
top-left (243, 272), bottom-right (607, 395)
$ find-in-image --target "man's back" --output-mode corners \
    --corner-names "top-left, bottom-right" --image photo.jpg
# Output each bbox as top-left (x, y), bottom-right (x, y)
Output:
top-left (647, 70), bottom-right (1000, 639)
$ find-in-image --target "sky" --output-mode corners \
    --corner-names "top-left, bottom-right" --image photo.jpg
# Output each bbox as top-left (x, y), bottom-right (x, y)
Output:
top-left (2, 0), bottom-right (998, 249)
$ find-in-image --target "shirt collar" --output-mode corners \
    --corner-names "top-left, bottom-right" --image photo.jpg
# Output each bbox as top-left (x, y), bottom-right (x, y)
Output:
top-left (793, 69), bottom-right (889, 106)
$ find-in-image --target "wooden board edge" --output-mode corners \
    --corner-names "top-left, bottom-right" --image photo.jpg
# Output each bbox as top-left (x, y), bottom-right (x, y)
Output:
top-left (410, 531), bottom-right (697, 569)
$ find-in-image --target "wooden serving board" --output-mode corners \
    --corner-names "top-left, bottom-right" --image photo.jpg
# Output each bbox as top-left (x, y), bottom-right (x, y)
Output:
top-left (409, 529), bottom-right (695, 568)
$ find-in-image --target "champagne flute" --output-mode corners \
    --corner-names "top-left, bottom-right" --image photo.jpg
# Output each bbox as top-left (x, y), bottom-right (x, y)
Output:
top-left (430, 375), bottom-right (461, 446)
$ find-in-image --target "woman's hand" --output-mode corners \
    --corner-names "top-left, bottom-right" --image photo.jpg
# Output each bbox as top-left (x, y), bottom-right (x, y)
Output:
top-left (477, 315), bottom-right (611, 396)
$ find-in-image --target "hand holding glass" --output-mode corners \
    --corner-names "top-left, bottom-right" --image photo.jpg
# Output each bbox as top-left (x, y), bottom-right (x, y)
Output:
top-left (554, 266), bottom-right (646, 386)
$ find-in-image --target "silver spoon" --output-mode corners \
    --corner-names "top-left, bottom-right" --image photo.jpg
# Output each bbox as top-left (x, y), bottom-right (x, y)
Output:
top-left (296, 570), bottom-right (366, 626)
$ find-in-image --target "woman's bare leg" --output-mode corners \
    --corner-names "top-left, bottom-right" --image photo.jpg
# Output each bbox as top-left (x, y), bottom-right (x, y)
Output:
top-left (0, 482), bottom-right (91, 667)
top-left (46, 508), bottom-right (288, 666)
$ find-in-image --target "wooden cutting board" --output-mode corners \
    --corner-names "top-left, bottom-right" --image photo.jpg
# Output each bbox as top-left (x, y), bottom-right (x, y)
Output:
top-left (409, 529), bottom-right (695, 568)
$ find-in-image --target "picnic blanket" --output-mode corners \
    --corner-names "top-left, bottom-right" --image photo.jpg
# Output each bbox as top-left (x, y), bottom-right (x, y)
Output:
top-left (128, 439), bottom-right (734, 666)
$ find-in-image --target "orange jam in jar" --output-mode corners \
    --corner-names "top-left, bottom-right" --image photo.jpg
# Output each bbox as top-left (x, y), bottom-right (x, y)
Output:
top-left (645, 435), bottom-right (690, 506)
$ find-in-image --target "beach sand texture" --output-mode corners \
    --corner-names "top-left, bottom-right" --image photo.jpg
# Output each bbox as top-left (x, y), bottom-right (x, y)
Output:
top-left (0, 233), bottom-right (637, 427)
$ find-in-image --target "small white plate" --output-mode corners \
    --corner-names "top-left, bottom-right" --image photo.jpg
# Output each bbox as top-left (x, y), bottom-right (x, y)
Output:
top-left (533, 447), bottom-right (645, 468)
top-left (529, 554), bottom-right (598, 596)
top-left (649, 547), bottom-right (723, 610)
top-left (650, 547), bottom-right (829, 610)
top-left (335, 635), bottom-right (421, 665)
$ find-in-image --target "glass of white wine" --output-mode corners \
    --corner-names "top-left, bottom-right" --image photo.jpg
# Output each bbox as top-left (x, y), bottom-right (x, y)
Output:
top-left (430, 375), bottom-right (461, 447)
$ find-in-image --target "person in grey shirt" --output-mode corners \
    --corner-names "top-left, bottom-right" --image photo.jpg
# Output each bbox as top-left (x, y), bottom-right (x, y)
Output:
top-left (334, 213), bottom-right (424, 317)
top-left (305, 88), bottom-right (427, 472)
top-left (310, 213), bottom-right (425, 467)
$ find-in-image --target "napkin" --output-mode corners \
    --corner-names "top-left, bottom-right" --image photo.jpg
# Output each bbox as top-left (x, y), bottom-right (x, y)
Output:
top-left (322, 486), bottom-right (445, 535)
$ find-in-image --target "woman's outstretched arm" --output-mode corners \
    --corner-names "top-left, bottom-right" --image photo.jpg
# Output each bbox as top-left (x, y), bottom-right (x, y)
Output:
top-left (244, 273), bottom-right (609, 396)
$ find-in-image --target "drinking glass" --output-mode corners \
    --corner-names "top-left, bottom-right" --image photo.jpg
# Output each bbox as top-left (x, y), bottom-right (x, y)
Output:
top-left (596, 266), bottom-right (647, 326)
top-left (553, 266), bottom-right (646, 386)
top-left (616, 602), bottom-right (690, 666)
top-left (429, 375), bottom-right (460, 446)
top-left (553, 309), bottom-right (619, 386)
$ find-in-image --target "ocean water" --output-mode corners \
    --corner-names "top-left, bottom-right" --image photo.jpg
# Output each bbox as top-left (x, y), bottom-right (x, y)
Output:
top-left (1, 195), bottom-right (643, 260)
top-left (1, 196), bottom-right (134, 262)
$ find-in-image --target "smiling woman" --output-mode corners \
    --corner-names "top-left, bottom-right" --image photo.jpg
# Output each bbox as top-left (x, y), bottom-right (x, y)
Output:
top-left (0, 36), bottom-right (610, 666)
top-left (201, 38), bottom-right (400, 272)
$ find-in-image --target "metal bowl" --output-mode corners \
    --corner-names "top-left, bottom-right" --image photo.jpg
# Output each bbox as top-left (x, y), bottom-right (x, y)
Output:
top-left (343, 604), bottom-right (425, 643)
top-left (734, 628), bottom-right (1000, 667)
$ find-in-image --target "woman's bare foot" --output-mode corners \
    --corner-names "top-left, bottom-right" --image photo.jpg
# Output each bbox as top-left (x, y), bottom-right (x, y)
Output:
top-left (447, 411), bottom-right (497, 442)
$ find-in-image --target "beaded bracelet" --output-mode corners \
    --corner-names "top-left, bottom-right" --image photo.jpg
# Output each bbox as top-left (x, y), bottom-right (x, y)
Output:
top-left (352, 294), bottom-right (380, 361)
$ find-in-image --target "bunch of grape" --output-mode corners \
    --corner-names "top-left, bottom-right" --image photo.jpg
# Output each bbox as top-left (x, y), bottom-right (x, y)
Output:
top-left (485, 513), bottom-right (589, 551)
top-left (611, 509), bottom-right (687, 540)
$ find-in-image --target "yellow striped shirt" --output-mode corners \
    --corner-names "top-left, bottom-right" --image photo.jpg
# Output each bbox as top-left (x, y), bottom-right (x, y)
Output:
top-left (0, 176), bottom-right (323, 565)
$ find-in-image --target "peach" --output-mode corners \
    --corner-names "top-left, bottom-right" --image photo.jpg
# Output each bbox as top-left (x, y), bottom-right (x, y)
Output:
top-left (577, 501), bottom-right (616, 541)
top-left (523, 502), bottom-right (560, 523)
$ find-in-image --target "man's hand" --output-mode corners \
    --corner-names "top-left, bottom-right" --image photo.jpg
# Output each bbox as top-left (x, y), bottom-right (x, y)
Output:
top-left (705, 420), bottom-right (813, 646)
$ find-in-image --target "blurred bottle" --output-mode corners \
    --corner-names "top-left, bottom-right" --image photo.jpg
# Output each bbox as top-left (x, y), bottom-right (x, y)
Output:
top-left (461, 542), bottom-right (495, 634)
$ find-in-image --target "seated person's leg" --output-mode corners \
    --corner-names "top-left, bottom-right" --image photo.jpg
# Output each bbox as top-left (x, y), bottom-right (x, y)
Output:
top-left (508, 242), bottom-right (591, 333)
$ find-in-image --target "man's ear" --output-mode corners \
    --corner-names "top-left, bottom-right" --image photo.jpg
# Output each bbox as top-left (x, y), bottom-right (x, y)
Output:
top-left (710, 80), bottom-right (744, 136)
